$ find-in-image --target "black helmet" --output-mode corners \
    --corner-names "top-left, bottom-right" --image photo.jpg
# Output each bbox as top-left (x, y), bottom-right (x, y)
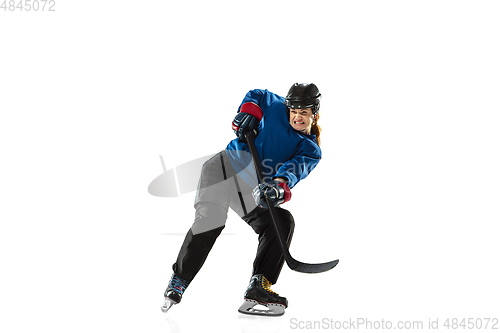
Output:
top-left (285, 83), bottom-right (321, 114)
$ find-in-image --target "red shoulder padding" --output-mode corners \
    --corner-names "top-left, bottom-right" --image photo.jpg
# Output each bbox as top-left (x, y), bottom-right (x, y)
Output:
top-left (278, 182), bottom-right (292, 204)
top-left (240, 102), bottom-right (263, 121)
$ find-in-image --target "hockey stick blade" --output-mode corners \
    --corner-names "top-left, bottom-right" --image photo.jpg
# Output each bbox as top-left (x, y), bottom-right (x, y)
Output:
top-left (287, 256), bottom-right (339, 274)
top-left (244, 131), bottom-right (339, 274)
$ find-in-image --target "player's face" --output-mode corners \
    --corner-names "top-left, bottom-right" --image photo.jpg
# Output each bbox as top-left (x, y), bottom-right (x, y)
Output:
top-left (289, 108), bottom-right (315, 134)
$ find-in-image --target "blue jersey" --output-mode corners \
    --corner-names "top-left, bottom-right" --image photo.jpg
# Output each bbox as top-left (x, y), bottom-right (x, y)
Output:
top-left (225, 89), bottom-right (321, 189)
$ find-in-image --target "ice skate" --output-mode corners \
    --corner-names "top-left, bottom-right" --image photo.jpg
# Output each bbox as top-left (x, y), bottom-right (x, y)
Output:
top-left (161, 273), bottom-right (190, 313)
top-left (238, 274), bottom-right (287, 316)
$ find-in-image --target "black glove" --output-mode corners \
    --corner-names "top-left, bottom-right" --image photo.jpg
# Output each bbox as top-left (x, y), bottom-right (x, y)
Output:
top-left (252, 180), bottom-right (292, 209)
top-left (232, 112), bottom-right (260, 141)
top-left (232, 102), bottom-right (263, 142)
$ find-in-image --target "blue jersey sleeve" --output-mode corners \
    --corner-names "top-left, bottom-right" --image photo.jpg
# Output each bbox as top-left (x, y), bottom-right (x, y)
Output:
top-left (238, 89), bottom-right (285, 114)
top-left (273, 140), bottom-right (321, 188)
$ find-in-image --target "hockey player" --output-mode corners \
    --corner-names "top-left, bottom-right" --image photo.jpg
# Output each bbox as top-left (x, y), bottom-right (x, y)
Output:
top-left (162, 83), bottom-right (323, 316)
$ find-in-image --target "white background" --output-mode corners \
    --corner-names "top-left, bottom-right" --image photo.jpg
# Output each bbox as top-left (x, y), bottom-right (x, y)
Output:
top-left (1, 1), bottom-right (499, 332)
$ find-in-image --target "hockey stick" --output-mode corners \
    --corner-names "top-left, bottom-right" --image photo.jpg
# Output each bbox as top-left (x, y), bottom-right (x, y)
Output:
top-left (244, 131), bottom-right (339, 273)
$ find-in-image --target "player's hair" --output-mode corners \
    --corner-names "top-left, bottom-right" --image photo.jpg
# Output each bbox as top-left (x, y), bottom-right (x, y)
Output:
top-left (311, 113), bottom-right (322, 147)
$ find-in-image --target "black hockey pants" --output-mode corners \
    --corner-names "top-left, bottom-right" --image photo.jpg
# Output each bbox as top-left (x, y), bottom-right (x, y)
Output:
top-left (171, 151), bottom-right (295, 285)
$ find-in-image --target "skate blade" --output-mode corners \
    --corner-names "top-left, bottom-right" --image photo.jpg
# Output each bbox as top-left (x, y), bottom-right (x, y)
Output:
top-left (238, 299), bottom-right (285, 316)
top-left (161, 298), bottom-right (177, 313)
